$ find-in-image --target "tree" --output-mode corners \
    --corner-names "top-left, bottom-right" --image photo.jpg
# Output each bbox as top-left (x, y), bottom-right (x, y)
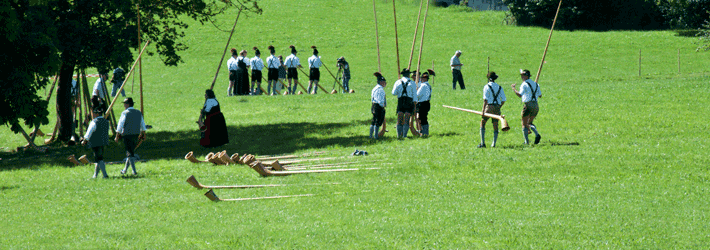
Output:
top-left (1, 0), bottom-right (261, 145)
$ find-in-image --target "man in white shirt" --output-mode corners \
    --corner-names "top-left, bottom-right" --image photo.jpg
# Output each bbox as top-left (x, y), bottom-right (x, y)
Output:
top-left (511, 69), bottom-right (542, 145)
top-left (391, 68), bottom-right (418, 139)
top-left (479, 72), bottom-right (506, 148)
top-left (370, 72), bottom-right (387, 139)
top-left (92, 70), bottom-right (109, 100)
top-left (307, 46), bottom-right (322, 94)
top-left (226, 48), bottom-right (239, 96)
top-left (250, 47), bottom-right (264, 95)
top-left (416, 69), bottom-right (435, 137)
top-left (284, 45), bottom-right (303, 95)
top-left (114, 97), bottom-right (147, 175)
top-left (450, 50), bottom-right (465, 90)
top-left (265, 45), bottom-right (281, 95)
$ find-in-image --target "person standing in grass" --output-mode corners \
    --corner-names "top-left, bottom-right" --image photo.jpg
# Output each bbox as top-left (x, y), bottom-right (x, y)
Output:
top-left (278, 55), bottom-right (287, 94)
top-left (478, 72), bottom-right (506, 148)
top-left (417, 69), bottom-right (435, 137)
top-left (284, 45), bottom-right (302, 95)
top-left (511, 69), bottom-right (542, 145)
top-left (391, 68), bottom-right (417, 139)
top-left (198, 89), bottom-right (229, 148)
top-left (226, 48), bottom-right (239, 96)
top-left (82, 96), bottom-right (110, 179)
top-left (307, 46), bottom-right (322, 94)
top-left (450, 50), bottom-right (465, 90)
top-left (265, 46), bottom-right (281, 95)
top-left (110, 67), bottom-right (126, 98)
top-left (115, 97), bottom-right (146, 175)
top-left (337, 57), bottom-right (351, 93)
top-left (250, 47), bottom-right (264, 95)
top-left (235, 49), bottom-right (251, 95)
top-left (370, 72), bottom-right (387, 139)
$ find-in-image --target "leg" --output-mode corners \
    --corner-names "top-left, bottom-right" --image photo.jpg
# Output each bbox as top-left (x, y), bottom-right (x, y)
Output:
top-left (491, 120), bottom-right (499, 147)
top-left (396, 112), bottom-right (404, 138)
top-left (521, 116), bottom-right (531, 144)
top-left (479, 118), bottom-right (488, 147)
top-left (342, 77), bottom-right (349, 92)
top-left (528, 115), bottom-right (541, 144)
top-left (403, 112), bottom-right (411, 138)
top-left (313, 80), bottom-right (319, 94)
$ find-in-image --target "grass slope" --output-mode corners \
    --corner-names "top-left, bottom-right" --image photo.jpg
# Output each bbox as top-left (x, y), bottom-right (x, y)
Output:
top-left (2, 0), bottom-right (710, 248)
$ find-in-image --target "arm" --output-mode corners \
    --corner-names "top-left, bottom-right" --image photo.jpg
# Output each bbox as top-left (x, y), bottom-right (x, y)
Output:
top-left (114, 112), bottom-right (126, 142)
top-left (482, 100), bottom-right (488, 118)
top-left (511, 83), bottom-right (522, 98)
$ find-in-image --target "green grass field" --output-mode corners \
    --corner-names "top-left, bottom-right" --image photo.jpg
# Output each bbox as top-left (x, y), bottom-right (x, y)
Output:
top-left (2, 0), bottom-right (710, 248)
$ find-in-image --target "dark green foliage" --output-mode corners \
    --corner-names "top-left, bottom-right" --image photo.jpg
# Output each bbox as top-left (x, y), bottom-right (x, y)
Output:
top-left (658, 0), bottom-right (710, 29)
top-left (503, 0), bottom-right (667, 30)
top-left (699, 19), bottom-right (710, 51)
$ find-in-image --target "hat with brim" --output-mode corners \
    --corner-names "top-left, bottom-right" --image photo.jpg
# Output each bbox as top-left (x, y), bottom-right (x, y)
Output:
top-left (123, 97), bottom-right (134, 104)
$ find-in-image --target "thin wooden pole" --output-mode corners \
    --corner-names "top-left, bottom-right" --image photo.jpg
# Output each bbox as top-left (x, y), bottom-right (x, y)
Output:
top-left (408, 0), bottom-right (424, 70)
top-left (210, 8), bottom-right (243, 90)
top-left (415, 0), bottom-right (430, 89)
top-left (393, 0), bottom-right (401, 77)
top-left (373, 0), bottom-right (381, 72)
top-left (106, 40), bottom-right (151, 117)
top-left (534, 0), bottom-right (563, 83)
top-left (137, 3), bottom-right (143, 118)
top-left (487, 57), bottom-right (490, 73)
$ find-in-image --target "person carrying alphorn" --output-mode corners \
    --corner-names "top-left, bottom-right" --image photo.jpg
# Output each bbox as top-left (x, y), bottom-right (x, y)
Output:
top-left (391, 68), bottom-right (417, 139)
top-left (478, 72), bottom-right (506, 148)
top-left (511, 69), bottom-right (542, 145)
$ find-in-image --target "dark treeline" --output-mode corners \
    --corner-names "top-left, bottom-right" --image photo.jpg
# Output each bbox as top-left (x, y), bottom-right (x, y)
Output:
top-left (503, 0), bottom-right (710, 31)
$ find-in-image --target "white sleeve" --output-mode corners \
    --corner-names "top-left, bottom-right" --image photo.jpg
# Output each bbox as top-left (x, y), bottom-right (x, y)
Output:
top-left (203, 99), bottom-right (219, 113)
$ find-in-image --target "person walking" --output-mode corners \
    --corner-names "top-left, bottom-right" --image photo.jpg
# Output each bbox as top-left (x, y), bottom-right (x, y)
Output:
top-left (82, 96), bottom-right (110, 179)
top-left (250, 47), bottom-right (264, 95)
top-left (417, 69), bottom-right (435, 137)
top-left (265, 45), bottom-right (281, 95)
top-left (511, 69), bottom-right (542, 145)
top-left (114, 97), bottom-right (147, 175)
top-left (226, 49), bottom-right (239, 96)
top-left (370, 72), bottom-right (387, 139)
top-left (450, 50), bottom-right (465, 90)
top-left (337, 57), bottom-right (351, 93)
top-left (478, 72), bottom-right (506, 148)
top-left (198, 89), bottom-right (229, 147)
top-left (391, 68), bottom-right (417, 139)
top-left (284, 45), bottom-right (302, 95)
top-left (307, 46), bottom-right (322, 94)
top-left (110, 67), bottom-right (126, 97)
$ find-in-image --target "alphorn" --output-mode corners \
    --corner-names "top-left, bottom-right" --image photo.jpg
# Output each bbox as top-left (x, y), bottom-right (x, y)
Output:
top-left (204, 189), bottom-right (313, 202)
top-left (442, 105), bottom-right (510, 131)
top-left (249, 161), bottom-right (369, 177)
top-left (187, 175), bottom-right (286, 189)
top-left (296, 67), bottom-right (328, 94)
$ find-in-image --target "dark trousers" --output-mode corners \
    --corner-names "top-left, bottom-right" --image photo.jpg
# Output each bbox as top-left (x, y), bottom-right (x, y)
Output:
top-left (371, 103), bottom-right (385, 126)
top-left (122, 134), bottom-right (139, 158)
top-left (452, 69), bottom-right (465, 90)
top-left (417, 101), bottom-right (430, 125)
top-left (92, 146), bottom-right (104, 162)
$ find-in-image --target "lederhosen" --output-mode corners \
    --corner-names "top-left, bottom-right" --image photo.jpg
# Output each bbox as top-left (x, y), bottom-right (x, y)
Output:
top-left (267, 57), bottom-right (279, 81)
top-left (235, 58), bottom-right (249, 95)
top-left (417, 84), bottom-right (431, 125)
top-left (287, 57), bottom-right (298, 80)
top-left (229, 58), bottom-right (238, 82)
top-left (522, 81), bottom-right (539, 117)
top-left (371, 89), bottom-right (386, 127)
top-left (483, 84), bottom-right (502, 121)
top-left (251, 68), bottom-right (262, 83)
top-left (309, 60), bottom-right (320, 81)
top-left (397, 80), bottom-right (414, 114)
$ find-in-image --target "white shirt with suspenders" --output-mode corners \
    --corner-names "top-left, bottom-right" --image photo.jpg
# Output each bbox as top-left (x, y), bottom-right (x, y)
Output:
top-left (483, 82), bottom-right (506, 105)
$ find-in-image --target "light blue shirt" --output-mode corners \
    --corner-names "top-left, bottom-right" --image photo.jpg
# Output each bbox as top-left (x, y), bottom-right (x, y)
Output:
top-left (371, 84), bottom-right (386, 107)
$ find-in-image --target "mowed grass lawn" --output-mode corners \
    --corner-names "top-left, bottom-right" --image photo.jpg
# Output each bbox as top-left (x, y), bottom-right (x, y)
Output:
top-left (2, 0), bottom-right (710, 248)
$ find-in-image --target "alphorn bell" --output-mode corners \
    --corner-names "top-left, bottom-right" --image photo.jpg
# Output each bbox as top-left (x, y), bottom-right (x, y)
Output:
top-left (442, 105), bottom-right (510, 131)
top-left (78, 155), bottom-right (90, 164)
top-left (68, 155), bottom-right (81, 165)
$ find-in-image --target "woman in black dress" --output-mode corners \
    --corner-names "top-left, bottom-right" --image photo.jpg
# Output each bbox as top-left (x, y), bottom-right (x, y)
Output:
top-left (198, 89), bottom-right (229, 147)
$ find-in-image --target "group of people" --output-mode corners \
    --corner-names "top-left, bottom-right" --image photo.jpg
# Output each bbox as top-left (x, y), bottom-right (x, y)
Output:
top-left (370, 68), bottom-right (435, 140)
top-left (371, 50), bottom-right (544, 146)
top-left (82, 96), bottom-right (147, 178)
top-left (226, 45), bottom-right (351, 96)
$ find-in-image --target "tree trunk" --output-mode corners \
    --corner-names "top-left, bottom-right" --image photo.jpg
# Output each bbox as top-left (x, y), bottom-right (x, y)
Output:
top-left (56, 58), bottom-right (75, 142)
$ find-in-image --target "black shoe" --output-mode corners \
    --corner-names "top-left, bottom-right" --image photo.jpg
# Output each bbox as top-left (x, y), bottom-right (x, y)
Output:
top-left (477, 143), bottom-right (486, 148)
top-left (534, 134), bottom-right (541, 145)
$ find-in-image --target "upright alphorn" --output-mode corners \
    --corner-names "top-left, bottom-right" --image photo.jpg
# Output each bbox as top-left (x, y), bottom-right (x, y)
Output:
top-left (204, 189), bottom-right (314, 202)
top-left (535, 0), bottom-right (563, 83)
top-left (105, 40), bottom-right (151, 117)
top-left (209, 9), bottom-right (243, 90)
top-left (409, 0), bottom-right (431, 137)
top-left (392, 0), bottom-right (401, 77)
top-left (373, 0), bottom-right (382, 72)
top-left (442, 105), bottom-right (510, 131)
top-left (407, 0), bottom-right (424, 69)
top-left (321, 63), bottom-right (344, 89)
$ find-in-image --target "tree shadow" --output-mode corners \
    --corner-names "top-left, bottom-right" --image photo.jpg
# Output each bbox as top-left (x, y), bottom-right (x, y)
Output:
top-left (0, 121), bottom-right (372, 170)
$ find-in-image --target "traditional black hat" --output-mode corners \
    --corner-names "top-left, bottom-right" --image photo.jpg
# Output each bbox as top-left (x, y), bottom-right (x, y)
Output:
top-left (374, 72), bottom-right (386, 82)
top-left (311, 46), bottom-right (318, 55)
top-left (253, 47), bottom-right (260, 56)
top-left (520, 69), bottom-right (531, 76)
top-left (487, 71), bottom-right (498, 81)
top-left (231, 48), bottom-right (238, 56)
top-left (268, 45), bottom-right (275, 54)
top-left (400, 68), bottom-right (411, 76)
top-left (289, 45), bottom-right (297, 54)
top-left (421, 69), bottom-right (436, 78)
top-left (122, 97), bottom-right (134, 104)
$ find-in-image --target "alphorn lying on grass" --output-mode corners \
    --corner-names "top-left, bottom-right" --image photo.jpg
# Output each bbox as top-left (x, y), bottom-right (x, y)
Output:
top-left (187, 175), bottom-right (287, 189)
top-left (204, 189), bottom-right (314, 202)
top-left (442, 105), bottom-right (510, 131)
top-left (249, 161), bottom-right (374, 177)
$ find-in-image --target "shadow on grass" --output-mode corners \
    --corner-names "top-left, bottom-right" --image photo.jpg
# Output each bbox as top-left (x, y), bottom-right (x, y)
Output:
top-left (1, 121), bottom-right (371, 170)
